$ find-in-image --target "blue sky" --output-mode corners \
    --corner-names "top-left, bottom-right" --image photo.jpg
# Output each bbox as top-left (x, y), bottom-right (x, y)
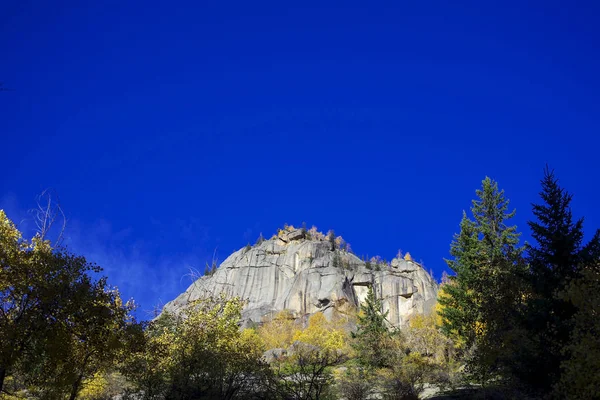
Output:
top-left (2, 1), bottom-right (599, 318)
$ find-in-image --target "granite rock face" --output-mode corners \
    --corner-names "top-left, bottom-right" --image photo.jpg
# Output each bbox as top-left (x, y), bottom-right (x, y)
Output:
top-left (163, 233), bottom-right (438, 327)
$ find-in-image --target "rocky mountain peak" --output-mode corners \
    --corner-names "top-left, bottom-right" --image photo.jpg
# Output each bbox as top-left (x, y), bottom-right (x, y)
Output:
top-left (163, 227), bottom-right (438, 327)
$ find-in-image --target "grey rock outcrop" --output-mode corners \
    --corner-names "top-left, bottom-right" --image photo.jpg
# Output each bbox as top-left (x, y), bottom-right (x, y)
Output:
top-left (163, 235), bottom-right (438, 327)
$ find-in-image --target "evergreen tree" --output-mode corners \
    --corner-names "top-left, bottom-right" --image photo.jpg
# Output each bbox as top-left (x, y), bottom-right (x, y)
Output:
top-left (328, 230), bottom-right (336, 251)
top-left (332, 251), bottom-right (342, 269)
top-left (529, 167), bottom-right (587, 295)
top-left (518, 167), bottom-right (600, 393)
top-left (352, 286), bottom-right (396, 368)
top-left (438, 213), bottom-right (480, 351)
top-left (554, 266), bottom-right (600, 399)
top-left (439, 178), bottom-right (526, 382)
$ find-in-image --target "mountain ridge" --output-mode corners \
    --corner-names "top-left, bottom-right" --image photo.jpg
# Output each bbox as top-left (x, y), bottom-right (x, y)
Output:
top-left (163, 227), bottom-right (439, 327)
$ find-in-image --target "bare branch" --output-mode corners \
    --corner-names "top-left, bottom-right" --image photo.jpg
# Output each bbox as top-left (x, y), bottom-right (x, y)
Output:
top-left (30, 188), bottom-right (67, 246)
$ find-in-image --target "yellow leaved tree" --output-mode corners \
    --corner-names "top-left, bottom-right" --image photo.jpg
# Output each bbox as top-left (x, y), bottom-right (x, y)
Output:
top-left (122, 295), bottom-right (269, 400)
top-left (292, 312), bottom-right (350, 353)
top-left (0, 210), bottom-right (139, 399)
top-left (258, 309), bottom-right (298, 350)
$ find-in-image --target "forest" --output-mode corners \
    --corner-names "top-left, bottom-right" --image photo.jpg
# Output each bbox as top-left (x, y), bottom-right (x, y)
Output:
top-left (1, 167), bottom-right (599, 400)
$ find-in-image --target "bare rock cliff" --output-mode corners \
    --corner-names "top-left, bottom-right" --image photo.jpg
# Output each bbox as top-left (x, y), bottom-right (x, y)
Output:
top-left (163, 230), bottom-right (438, 326)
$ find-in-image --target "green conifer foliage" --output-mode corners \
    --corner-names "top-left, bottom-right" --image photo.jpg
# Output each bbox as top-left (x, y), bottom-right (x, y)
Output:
top-left (352, 286), bottom-right (396, 368)
top-left (439, 178), bottom-right (526, 383)
top-left (519, 167), bottom-right (600, 393)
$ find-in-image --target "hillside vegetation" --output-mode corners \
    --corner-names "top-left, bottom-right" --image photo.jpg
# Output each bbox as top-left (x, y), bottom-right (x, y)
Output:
top-left (1, 167), bottom-right (599, 399)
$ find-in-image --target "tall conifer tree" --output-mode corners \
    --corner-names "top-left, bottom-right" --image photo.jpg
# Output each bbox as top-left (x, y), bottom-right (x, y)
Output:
top-left (352, 286), bottom-right (394, 368)
top-left (519, 167), bottom-right (600, 393)
top-left (440, 178), bottom-right (526, 382)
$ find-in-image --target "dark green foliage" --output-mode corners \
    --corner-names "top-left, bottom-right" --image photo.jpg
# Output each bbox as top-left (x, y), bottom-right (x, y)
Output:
top-left (554, 267), bottom-right (600, 399)
top-left (332, 252), bottom-right (342, 268)
top-left (0, 211), bottom-right (138, 398)
top-left (529, 167), bottom-right (588, 296)
top-left (329, 230), bottom-right (336, 251)
top-left (438, 213), bottom-right (480, 346)
top-left (352, 286), bottom-right (396, 368)
top-left (439, 177), bottom-right (527, 383)
top-left (515, 167), bottom-right (600, 394)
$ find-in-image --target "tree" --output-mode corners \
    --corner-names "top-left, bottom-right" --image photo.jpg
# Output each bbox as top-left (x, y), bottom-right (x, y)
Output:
top-left (437, 213), bottom-right (480, 350)
top-left (123, 295), bottom-right (269, 400)
top-left (268, 313), bottom-right (349, 400)
top-left (352, 286), bottom-right (397, 369)
top-left (0, 210), bottom-right (97, 393)
top-left (379, 352), bottom-right (433, 400)
top-left (258, 309), bottom-right (298, 350)
top-left (528, 167), bottom-right (598, 293)
top-left (336, 366), bottom-right (376, 400)
top-left (405, 312), bottom-right (450, 365)
top-left (258, 312), bottom-right (353, 399)
top-left (292, 312), bottom-right (349, 353)
top-left (438, 178), bottom-right (527, 383)
top-left (554, 266), bottom-right (600, 399)
top-left (0, 209), bottom-right (139, 397)
top-left (328, 230), bottom-right (336, 251)
top-left (518, 167), bottom-right (600, 393)
top-left (332, 252), bottom-right (342, 268)
top-left (269, 342), bottom-right (343, 400)
top-left (26, 278), bottom-right (138, 400)
top-left (30, 188), bottom-right (66, 246)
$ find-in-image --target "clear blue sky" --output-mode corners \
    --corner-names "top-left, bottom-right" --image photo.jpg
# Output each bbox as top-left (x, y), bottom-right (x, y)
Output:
top-left (2, 1), bottom-right (599, 318)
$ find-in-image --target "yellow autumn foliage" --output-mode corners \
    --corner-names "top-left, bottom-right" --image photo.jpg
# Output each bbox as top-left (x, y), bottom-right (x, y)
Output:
top-left (407, 309), bottom-right (451, 364)
top-left (292, 312), bottom-right (349, 352)
top-left (78, 373), bottom-right (108, 400)
top-left (258, 309), bottom-right (298, 349)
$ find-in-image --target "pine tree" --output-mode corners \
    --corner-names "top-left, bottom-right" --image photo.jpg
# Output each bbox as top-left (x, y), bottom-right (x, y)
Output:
top-left (332, 251), bottom-right (342, 268)
top-left (328, 230), bottom-right (336, 251)
top-left (529, 167), bottom-right (586, 296)
top-left (518, 167), bottom-right (600, 393)
top-left (439, 177), bottom-right (526, 382)
top-left (438, 213), bottom-right (480, 348)
top-left (352, 286), bottom-right (396, 368)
